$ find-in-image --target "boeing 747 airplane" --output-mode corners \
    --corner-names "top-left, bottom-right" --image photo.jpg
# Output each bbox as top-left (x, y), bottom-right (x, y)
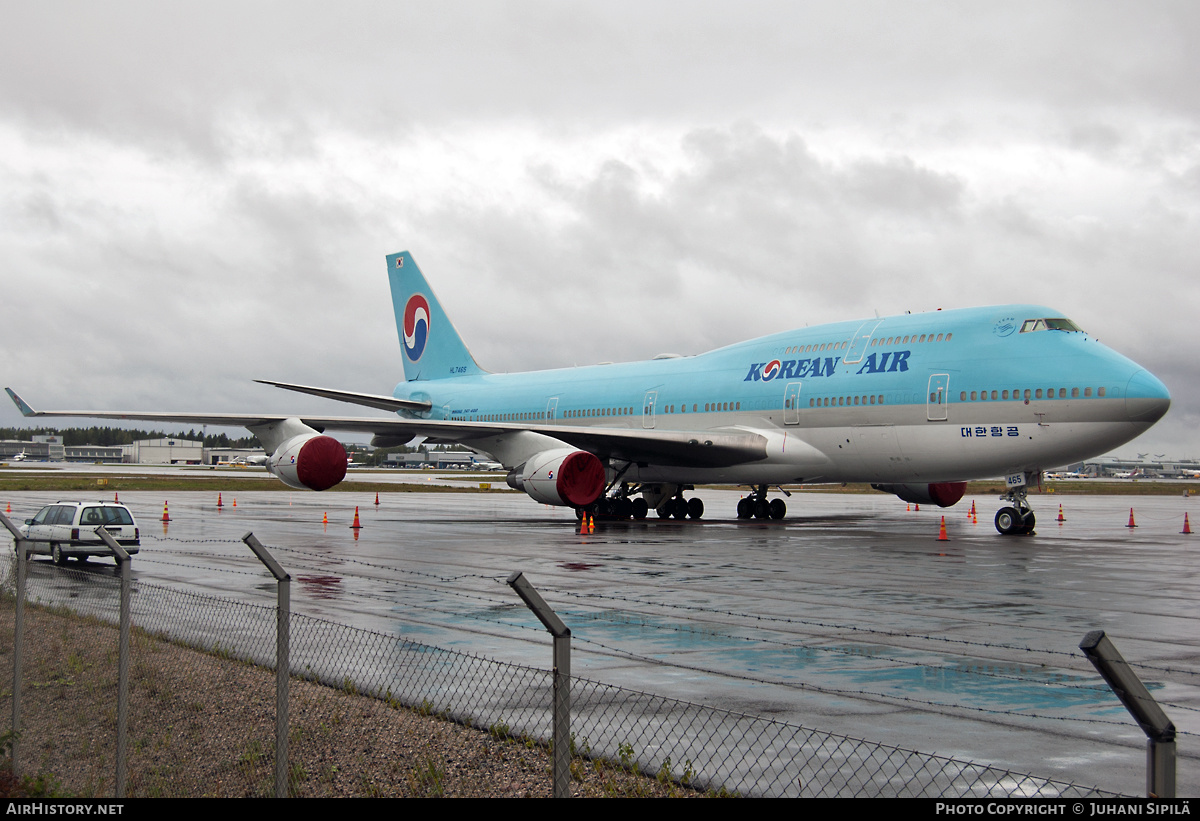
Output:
top-left (6, 251), bottom-right (1171, 534)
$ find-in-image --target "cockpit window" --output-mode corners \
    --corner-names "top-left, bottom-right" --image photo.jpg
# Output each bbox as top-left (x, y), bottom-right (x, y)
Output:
top-left (1020, 317), bottom-right (1084, 333)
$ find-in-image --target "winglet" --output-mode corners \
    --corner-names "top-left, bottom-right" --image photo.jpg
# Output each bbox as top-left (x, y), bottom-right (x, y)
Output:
top-left (5, 388), bottom-right (37, 417)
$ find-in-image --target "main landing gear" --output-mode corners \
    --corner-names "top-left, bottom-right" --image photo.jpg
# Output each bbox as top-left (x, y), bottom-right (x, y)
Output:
top-left (577, 483), bottom-right (703, 521)
top-left (994, 480), bottom-right (1036, 535)
top-left (736, 485), bottom-right (787, 520)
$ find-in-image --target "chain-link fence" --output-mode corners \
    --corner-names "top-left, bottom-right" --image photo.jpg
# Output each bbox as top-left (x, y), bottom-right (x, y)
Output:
top-left (1, 551), bottom-right (1121, 798)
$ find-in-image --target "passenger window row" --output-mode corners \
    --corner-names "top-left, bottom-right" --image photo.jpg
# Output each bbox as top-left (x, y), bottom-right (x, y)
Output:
top-left (958, 387), bottom-right (1107, 402)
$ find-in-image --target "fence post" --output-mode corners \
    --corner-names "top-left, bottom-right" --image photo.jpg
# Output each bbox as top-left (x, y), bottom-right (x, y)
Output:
top-left (242, 532), bottom-right (290, 798)
top-left (95, 528), bottom-right (131, 798)
top-left (506, 571), bottom-right (571, 798)
top-left (1, 512), bottom-right (29, 778)
top-left (1079, 630), bottom-right (1175, 798)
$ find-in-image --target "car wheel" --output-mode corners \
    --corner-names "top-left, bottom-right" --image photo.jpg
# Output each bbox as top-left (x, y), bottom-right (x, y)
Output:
top-left (51, 544), bottom-right (67, 566)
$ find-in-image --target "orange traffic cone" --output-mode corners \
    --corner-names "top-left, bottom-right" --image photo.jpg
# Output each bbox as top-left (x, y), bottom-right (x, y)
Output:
top-left (350, 506), bottom-right (362, 529)
top-left (232, 498), bottom-right (237, 508)
top-left (914, 503), bottom-right (920, 512)
top-left (1126, 508), bottom-right (1137, 528)
top-left (4, 502), bottom-right (9, 514)
top-left (161, 501), bottom-right (170, 522)
top-left (906, 503), bottom-right (911, 512)
top-left (1057, 504), bottom-right (1065, 523)
top-left (938, 515), bottom-right (949, 541)
top-left (114, 492), bottom-right (119, 502)
top-left (968, 500), bottom-right (976, 518)
top-left (217, 493), bottom-right (223, 508)
top-left (1183, 513), bottom-right (1192, 535)
top-left (374, 492), bottom-right (380, 506)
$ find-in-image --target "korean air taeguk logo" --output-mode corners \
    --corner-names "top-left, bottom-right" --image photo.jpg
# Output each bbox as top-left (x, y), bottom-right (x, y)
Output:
top-left (403, 294), bottom-right (431, 361)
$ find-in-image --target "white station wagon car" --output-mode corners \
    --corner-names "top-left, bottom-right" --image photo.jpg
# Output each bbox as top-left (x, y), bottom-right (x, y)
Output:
top-left (18, 501), bottom-right (141, 565)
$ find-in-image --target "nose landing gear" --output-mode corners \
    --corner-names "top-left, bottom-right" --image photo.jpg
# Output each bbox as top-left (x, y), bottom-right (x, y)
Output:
top-left (995, 475), bottom-right (1036, 535)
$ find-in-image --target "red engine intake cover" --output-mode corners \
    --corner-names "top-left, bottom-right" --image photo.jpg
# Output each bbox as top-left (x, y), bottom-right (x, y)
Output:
top-left (555, 451), bottom-right (605, 507)
top-left (296, 435), bottom-right (348, 491)
top-left (928, 481), bottom-right (968, 508)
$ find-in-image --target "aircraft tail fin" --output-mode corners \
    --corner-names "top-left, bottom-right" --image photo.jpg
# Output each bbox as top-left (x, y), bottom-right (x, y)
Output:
top-left (387, 252), bottom-right (486, 382)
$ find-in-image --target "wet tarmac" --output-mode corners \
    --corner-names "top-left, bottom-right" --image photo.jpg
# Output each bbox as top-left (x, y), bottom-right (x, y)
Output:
top-left (4, 484), bottom-right (1197, 795)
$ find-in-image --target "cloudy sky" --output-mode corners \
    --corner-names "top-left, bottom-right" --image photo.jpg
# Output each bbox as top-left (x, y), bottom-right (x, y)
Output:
top-left (2, 1), bottom-right (1196, 459)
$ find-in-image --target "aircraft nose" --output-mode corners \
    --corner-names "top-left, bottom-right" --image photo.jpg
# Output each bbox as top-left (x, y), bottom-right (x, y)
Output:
top-left (1125, 369), bottom-right (1171, 424)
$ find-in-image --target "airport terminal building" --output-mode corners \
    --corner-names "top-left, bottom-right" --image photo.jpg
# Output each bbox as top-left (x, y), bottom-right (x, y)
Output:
top-left (2, 437), bottom-right (260, 466)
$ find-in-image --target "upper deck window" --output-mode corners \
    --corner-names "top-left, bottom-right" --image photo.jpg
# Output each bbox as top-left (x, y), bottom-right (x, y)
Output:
top-left (1020, 317), bottom-right (1084, 334)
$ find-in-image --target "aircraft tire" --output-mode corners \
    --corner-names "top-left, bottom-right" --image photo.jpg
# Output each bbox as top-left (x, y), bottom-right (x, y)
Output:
top-left (672, 498), bottom-right (688, 520)
top-left (657, 505), bottom-right (671, 519)
top-left (994, 507), bottom-right (1021, 535)
top-left (687, 498), bottom-right (704, 519)
top-left (1020, 511), bottom-right (1036, 534)
top-left (736, 498), bottom-right (752, 519)
top-left (631, 498), bottom-right (648, 519)
top-left (754, 499), bottom-right (770, 519)
top-left (769, 499), bottom-right (787, 520)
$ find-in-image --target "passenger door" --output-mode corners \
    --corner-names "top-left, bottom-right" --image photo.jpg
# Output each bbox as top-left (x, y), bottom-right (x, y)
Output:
top-left (783, 382), bottom-right (803, 425)
top-left (927, 374), bottom-right (950, 421)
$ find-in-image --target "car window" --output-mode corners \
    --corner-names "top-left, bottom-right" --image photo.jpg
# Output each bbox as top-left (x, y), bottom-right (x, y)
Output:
top-left (85, 507), bottom-right (134, 526)
top-left (31, 507), bottom-right (52, 525)
top-left (50, 506), bottom-right (75, 525)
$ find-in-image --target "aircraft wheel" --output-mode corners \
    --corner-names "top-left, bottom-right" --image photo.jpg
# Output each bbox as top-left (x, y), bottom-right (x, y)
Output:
top-left (994, 507), bottom-right (1021, 535)
top-left (575, 507), bottom-right (585, 520)
top-left (631, 498), bottom-right (648, 519)
top-left (736, 498), bottom-right (752, 519)
top-left (51, 544), bottom-right (67, 566)
top-left (614, 498), bottom-right (633, 519)
top-left (672, 498), bottom-right (688, 520)
top-left (769, 499), bottom-right (787, 520)
top-left (754, 499), bottom-right (770, 519)
top-left (687, 498), bottom-right (704, 519)
top-left (657, 505), bottom-right (671, 519)
top-left (1020, 511), bottom-right (1036, 534)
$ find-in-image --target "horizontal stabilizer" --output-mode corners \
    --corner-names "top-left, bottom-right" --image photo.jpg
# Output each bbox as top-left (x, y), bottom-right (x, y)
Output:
top-left (254, 380), bottom-right (432, 413)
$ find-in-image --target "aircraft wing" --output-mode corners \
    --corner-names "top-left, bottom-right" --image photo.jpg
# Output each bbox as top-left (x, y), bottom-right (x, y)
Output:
top-left (7, 388), bottom-right (766, 469)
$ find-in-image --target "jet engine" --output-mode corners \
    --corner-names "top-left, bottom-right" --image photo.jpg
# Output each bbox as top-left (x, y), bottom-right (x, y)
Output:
top-left (267, 433), bottom-right (349, 491)
top-left (872, 481), bottom-right (967, 508)
top-left (506, 448), bottom-right (605, 507)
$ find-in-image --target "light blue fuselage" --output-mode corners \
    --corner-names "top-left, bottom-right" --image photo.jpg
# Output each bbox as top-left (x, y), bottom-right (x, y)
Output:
top-left (390, 303), bottom-right (1170, 486)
